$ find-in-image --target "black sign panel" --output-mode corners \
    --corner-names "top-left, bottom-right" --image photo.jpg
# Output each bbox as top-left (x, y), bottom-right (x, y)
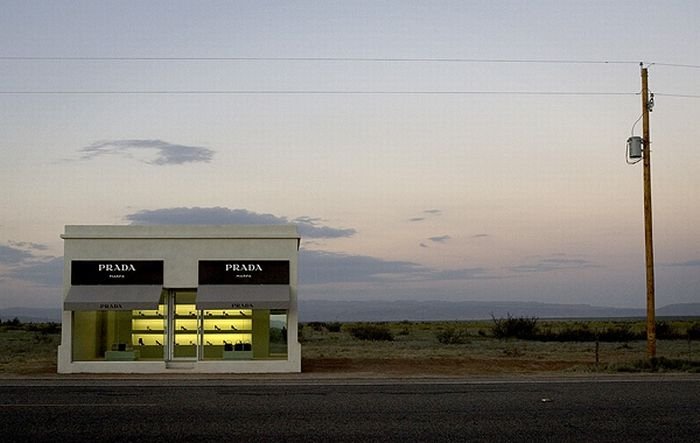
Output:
top-left (199, 260), bottom-right (289, 285)
top-left (71, 260), bottom-right (164, 285)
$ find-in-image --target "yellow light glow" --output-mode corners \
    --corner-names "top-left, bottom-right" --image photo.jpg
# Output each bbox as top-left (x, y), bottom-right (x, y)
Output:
top-left (175, 304), bottom-right (198, 316)
top-left (131, 334), bottom-right (164, 346)
top-left (204, 309), bottom-right (252, 317)
top-left (174, 333), bottom-right (198, 345)
top-left (202, 319), bottom-right (252, 331)
top-left (133, 305), bottom-right (166, 317)
top-left (202, 333), bottom-right (252, 346)
top-left (132, 319), bottom-right (165, 331)
top-left (175, 319), bottom-right (198, 331)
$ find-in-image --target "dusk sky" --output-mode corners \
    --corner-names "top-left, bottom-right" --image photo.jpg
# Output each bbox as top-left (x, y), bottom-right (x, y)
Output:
top-left (1, 1), bottom-right (698, 311)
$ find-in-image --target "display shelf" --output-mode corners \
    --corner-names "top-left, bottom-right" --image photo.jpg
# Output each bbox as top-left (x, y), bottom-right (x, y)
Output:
top-left (174, 304), bottom-right (198, 317)
top-left (202, 318), bottom-right (252, 331)
top-left (131, 333), bottom-right (165, 346)
top-left (130, 306), bottom-right (254, 352)
top-left (204, 309), bottom-right (252, 318)
top-left (132, 307), bottom-right (166, 352)
top-left (201, 312), bottom-right (252, 349)
top-left (133, 307), bottom-right (166, 317)
top-left (202, 332), bottom-right (252, 346)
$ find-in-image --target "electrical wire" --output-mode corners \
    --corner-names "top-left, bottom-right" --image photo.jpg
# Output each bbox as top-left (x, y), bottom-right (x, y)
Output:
top-left (0, 56), bottom-right (643, 64)
top-left (630, 113), bottom-right (643, 136)
top-left (0, 89), bottom-right (641, 96)
top-left (652, 62), bottom-right (700, 69)
top-left (2, 56), bottom-right (697, 69)
top-left (654, 93), bottom-right (700, 99)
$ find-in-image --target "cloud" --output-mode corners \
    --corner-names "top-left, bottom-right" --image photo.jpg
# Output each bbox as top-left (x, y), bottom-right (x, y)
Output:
top-left (300, 250), bottom-right (423, 284)
top-left (6, 257), bottom-right (63, 286)
top-left (428, 235), bottom-right (451, 243)
top-left (425, 268), bottom-right (490, 280)
top-left (299, 249), bottom-right (493, 284)
top-left (79, 139), bottom-right (214, 165)
top-left (408, 209), bottom-right (442, 222)
top-left (125, 207), bottom-right (356, 239)
top-left (0, 243), bottom-right (62, 287)
top-left (509, 256), bottom-right (600, 273)
top-left (8, 241), bottom-right (49, 251)
top-left (0, 245), bottom-right (35, 264)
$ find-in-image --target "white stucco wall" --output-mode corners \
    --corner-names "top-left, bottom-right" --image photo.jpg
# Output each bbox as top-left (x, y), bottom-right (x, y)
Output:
top-left (59, 225), bottom-right (301, 374)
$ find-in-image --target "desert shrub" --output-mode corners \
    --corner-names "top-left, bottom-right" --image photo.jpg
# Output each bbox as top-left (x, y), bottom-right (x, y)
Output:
top-left (597, 323), bottom-right (641, 342)
top-left (436, 326), bottom-right (470, 344)
top-left (347, 324), bottom-right (394, 341)
top-left (537, 323), bottom-right (596, 342)
top-left (688, 322), bottom-right (700, 340)
top-left (305, 322), bottom-right (327, 332)
top-left (325, 322), bottom-right (342, 333)
top-left (655, 321), bottom-right (680, 340)
top-left (24, 322), bottom-right (61, 335)
top-left (491, 314), bottom-right (539, 340)
top-left (0, 317), bottom-right (22, 330)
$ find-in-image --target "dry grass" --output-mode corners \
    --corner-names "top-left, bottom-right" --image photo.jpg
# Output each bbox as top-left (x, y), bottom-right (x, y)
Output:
top-left (0, 329), bottom-right (59, 374)
top-left (1, 319), bottom-right (698, 375)
top-left (300, 320), bottom-right (699, 375)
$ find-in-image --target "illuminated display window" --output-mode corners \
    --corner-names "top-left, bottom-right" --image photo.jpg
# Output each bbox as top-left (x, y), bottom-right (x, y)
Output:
top-left (130, 304), bottom-right (167, 359)
top-left (202, 309), bottom-right (254, 360)
top-left (72, 303), bottom-right (167, 361)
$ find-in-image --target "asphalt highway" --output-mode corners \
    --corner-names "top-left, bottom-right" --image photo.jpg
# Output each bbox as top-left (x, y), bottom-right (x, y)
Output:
top-left (1, 377), bottom-right (698, 442)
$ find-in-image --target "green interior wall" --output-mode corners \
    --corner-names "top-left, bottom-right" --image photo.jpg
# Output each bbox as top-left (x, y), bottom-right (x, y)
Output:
top-left (252, 309), bottom-right (270, 358)
top-left (72, 311), bottom-right (132, 361)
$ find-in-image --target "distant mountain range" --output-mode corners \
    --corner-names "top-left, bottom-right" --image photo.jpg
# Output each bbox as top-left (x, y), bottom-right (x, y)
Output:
top-left (298, 300), bottom-right (700, 322)
top-left (0, 307), bottom-right (62, 323)
top-left (2, 302), bottom-right (699, 324)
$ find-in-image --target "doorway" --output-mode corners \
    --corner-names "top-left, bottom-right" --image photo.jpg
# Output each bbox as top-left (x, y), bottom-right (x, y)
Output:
top-left (167, 290), bottom-right (198, 360)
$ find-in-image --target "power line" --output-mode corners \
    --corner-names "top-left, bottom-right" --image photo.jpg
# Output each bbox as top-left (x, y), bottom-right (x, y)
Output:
top-left (652, 62), bottom-right (700, 69)
top-left (654, 92), bottom-right (700, 99)
top-left (2, 56), bottom-right (697, 68)
top-left (0, 89), bottom-right (641, 96)
top-left (0, 56), bottom-right (643, 64)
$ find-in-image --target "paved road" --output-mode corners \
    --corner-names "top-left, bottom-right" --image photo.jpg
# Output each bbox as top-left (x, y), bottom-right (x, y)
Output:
top-left (1, 377), bottom-right (698, 442)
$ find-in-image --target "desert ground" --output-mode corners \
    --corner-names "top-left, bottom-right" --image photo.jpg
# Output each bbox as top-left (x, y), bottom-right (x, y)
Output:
top-left (2, 318), bottom-right (699, 376)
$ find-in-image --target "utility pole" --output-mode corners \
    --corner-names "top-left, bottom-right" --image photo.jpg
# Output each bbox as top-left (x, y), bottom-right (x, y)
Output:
top-left (641, 64), bottom-right (656, 358)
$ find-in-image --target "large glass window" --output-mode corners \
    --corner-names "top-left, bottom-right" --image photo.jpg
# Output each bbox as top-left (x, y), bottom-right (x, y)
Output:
top-left (72, 292), bottom-right (166, 361)
top-left (269, 310), bottom-right (288, 357)
top-left (131, 304), bottom-right (167, 360)
top-left (72, 311), bottom-right (131, 361)
top-left (202, 309), bottom-right (253, 360)
top-left (173, 291), bottom-right (197, 359)
top-left (71, 290), bottom-right (288, 362)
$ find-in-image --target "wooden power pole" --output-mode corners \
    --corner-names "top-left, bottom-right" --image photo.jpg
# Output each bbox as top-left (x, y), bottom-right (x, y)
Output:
top-left (641, 64), bottom-right (656, 358)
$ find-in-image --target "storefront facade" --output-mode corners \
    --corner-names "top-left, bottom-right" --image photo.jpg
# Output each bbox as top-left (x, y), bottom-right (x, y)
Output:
top-left (58, 225), bottom-right (301, 373)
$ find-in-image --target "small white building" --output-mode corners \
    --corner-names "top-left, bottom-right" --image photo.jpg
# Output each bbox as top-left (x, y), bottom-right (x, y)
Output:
top-left (58, 225), bottom-right (301, 373)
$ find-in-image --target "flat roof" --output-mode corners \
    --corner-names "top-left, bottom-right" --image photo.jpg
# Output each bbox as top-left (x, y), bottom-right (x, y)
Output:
top-left (62, 225), bottom-right (300, 240)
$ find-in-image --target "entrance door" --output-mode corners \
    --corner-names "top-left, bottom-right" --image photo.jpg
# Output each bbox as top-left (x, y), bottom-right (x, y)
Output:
top-left (167, 290), bottom-right (199, 360)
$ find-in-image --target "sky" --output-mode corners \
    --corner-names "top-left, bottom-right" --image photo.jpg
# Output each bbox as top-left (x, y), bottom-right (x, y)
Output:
top-left (1, 1), bottom-right (699, 311)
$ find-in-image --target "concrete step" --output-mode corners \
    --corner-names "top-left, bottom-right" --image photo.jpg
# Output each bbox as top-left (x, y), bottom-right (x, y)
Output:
top-left (165, 360), bottom-right (196, 370)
